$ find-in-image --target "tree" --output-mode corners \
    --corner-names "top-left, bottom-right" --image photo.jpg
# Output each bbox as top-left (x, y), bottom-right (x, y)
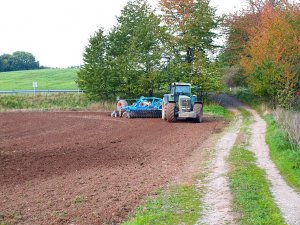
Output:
top-left (192, 52), bottom-right (223, 95)
top-left (160, 0), bottom-right (222, 92)
top-left (77, 0), bottom-right (167, 99)
top-left (111, 0), bottom-right (168, 97)
top-left (77, 29), bottom-right (115, 100)
top-left (222, 0), bottom-right (300, 107)
top-left (0, 54), bottom-right (14, 72)
top-left (241, 2), bottom-right (300, 107)
top-left (160, 0), bottom-right (219, 62)
top-left (78, 0), bottom-right (223, 100)
top-left (11, 51), bottom-right (39, 70)
top-left (0, 51), bottom-right (39, 72)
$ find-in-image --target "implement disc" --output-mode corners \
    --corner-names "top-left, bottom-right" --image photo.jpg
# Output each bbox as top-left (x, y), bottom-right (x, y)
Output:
top-left (127, 110), bottom-right (162, 119)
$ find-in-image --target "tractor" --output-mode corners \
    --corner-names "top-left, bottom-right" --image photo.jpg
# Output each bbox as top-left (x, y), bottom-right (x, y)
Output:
top-left (162, 82), bottom-right (203, 123)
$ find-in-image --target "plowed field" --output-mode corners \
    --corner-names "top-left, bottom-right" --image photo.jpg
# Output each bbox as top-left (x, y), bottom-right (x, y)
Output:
top-left (0, 112), bottom-right (225, 224)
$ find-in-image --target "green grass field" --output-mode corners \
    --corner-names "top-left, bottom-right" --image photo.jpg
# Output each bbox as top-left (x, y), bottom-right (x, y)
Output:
top-left (0, 68), bottom-right (78, 90)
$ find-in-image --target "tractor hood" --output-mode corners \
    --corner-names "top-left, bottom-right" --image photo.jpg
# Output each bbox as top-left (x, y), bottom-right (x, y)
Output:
top-left (178, 95), bottom-right (191, 112)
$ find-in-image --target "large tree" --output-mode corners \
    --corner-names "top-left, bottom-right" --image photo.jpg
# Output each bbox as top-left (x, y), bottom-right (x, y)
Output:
top-left (222, 0), bottom-right (300, 107)
top-left (78, 0), bottom-right (223, 100)
top-left (0, 51), bottom-right (39, 72)
top-left (11, 51), bottom-right (39, 71)
top-left (77, 29), bottom-right (114, 100)
top-left (160, 0), bottom-right (222, 91)
top-left (78, 0), bottom-right (167, 99)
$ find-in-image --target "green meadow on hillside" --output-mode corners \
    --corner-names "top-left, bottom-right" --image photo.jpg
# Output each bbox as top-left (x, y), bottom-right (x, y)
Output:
top-left (0, 68), bottom-right (78, 90)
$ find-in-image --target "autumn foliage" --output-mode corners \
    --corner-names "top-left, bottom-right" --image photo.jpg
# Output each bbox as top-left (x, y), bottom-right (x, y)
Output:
top-left (225, 0), bottom-right (300, 107)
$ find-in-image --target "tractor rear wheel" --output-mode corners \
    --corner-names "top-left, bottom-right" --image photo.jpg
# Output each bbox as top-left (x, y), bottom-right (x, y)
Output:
top-left (194, 103), bottom-right (203, 123)
top-left (166, 103), bottom-right (177, 122)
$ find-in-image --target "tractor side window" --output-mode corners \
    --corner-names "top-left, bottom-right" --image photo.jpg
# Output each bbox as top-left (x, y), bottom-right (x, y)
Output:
top-left (171, 86), bottom-right (176, 94)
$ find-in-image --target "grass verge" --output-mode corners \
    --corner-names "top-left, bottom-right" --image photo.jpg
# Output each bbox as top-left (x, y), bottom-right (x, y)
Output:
top-left (0, 94), bottom-right (115, 111)
top-left (0, 95), bottom-right (228, 116)
top-left (265, 115), bottom-right (300, 192)
top-left (122, 186), bottom-right (200, 225)
top-left (228, 109), bottom-right (285, 225)
top-left (231, 87), bottom-right (300, 191)
top-left (204, 103), bottom-right (230, 119)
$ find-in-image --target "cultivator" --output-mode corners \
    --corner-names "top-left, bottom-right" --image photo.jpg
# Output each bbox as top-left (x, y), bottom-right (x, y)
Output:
top-left (111, 96), bottom-right (162, 119)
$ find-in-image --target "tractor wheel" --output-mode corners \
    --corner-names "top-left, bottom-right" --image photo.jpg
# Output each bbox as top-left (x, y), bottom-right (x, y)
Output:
top-left (166, 103), bottom-right (177, 122)
top-left (162, 103), bottom-right (167, 120)
top-left (194, 103), bottom-right (203, 123)
top-left (116, 100), bottom-right (128, 111)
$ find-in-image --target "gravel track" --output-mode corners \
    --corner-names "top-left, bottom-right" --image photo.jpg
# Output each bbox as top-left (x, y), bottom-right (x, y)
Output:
top-left (249, 109), bottom-right (300, 225)
top-left (213, 94), bottom-right (300, 225)
top-left (196, 114), bottom-right (241, 225)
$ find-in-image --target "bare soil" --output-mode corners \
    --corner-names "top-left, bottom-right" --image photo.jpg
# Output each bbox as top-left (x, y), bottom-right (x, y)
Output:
top-left (0, 112), bottom-right (225, 225)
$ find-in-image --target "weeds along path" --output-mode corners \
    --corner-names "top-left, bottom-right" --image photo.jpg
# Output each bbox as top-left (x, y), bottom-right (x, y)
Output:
top-left (196, 105), bottom-right (242, 224)
top-left (249, 108), bottom-right (300, 225)
top-left (216, 94), bottom-right (300, 225)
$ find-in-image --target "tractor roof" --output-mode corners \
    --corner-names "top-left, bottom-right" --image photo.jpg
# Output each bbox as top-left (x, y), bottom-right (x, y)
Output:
top-left (172, 82), bottom-right (191, 86)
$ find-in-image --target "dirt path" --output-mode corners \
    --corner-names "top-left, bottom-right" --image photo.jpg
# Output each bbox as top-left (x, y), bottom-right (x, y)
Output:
top-left (196, 113), bottom-right (241, 225)
top-left (196, 95), bottom-right (245, 225)
top-left (213, 94), bottom-right (300, 225)
top-left (249, 109), bottom-right (300, 225)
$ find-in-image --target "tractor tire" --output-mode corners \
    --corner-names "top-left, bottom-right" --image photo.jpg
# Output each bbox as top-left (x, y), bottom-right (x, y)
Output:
top-left (166, 103), bottom-right (177, 122)
top-left (194, 103), bottom-right (203, 123)
top-left (162, 103), bottom-right (167, 120)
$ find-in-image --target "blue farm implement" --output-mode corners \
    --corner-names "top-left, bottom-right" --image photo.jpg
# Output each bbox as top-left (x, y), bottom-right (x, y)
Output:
top-left (111, 96), bottom-right (162, 118)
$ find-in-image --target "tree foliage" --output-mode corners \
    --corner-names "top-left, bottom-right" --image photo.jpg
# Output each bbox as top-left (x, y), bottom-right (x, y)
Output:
top-left (222, 0), bottom-right (300, 108)
top-left (160, 0), bottom-right (222, 92)
top-left (78, 0), bottom-right (223, 100)
top-left (78, 0), bottom-right (167, 100)
top-left (0, 51), bottom-right (39, 72)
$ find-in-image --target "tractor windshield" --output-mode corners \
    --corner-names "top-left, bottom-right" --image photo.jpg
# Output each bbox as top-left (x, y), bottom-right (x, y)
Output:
top-left (174, 85), bottom-right (191, 95)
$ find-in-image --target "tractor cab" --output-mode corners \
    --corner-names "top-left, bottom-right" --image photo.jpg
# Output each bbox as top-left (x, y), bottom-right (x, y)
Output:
top-left (170, 83), bottom-right (191, 97)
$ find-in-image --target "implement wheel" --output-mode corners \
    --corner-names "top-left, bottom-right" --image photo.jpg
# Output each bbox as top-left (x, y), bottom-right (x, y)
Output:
top-left (194, 103), bottom-right (203, 123)
top-left (166, 103), bottom-right (177, 122)
top-left (117, 100), bottom-right (128, 111)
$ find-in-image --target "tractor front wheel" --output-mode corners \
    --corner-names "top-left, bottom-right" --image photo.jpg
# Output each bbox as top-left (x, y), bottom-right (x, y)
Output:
top-left (162, 103), bottom-right (167, 120)
top-left (194, 103), bottom-right (203, 123)
top-left (166, 103), bottom-right (177, 122)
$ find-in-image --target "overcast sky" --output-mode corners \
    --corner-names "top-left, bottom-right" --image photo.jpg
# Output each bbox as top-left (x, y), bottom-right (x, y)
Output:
top-left (0, 0), bottom-right (245, 68)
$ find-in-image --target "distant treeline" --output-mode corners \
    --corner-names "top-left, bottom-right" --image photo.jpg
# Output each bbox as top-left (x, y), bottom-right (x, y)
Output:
top-left (0, 51), bottom-right (40, 72)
